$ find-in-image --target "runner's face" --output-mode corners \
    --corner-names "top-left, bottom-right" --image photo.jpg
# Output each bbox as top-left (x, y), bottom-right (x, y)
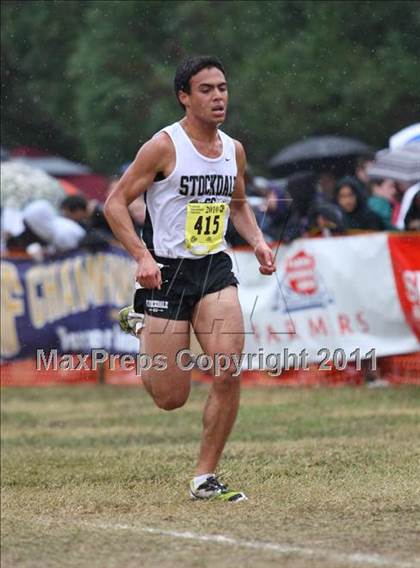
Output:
top-left (180, 67), bottom-right (228, 125)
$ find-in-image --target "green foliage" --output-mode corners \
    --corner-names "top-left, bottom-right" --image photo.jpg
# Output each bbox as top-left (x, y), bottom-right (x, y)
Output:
top-left (1, 0), bottom-right (87, 159)
top-left (2, 0), bottom-right (420, 173)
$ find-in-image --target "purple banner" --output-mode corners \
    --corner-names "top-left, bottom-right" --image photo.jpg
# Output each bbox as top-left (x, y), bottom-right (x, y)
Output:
top-left (1, 247), bottom-right (139, 361)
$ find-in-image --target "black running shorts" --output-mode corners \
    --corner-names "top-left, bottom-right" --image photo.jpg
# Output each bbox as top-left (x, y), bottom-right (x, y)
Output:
top-left (134, 251), bottom-right (239, 321)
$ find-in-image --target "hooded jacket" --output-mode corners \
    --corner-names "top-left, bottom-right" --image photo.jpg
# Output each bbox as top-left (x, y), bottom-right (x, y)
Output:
top-left (334, 177), bottom-right (383, 231)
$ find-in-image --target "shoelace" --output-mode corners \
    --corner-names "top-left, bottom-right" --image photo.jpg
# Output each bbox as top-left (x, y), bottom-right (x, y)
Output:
top-left (203, 476), bottom-right (229, 493)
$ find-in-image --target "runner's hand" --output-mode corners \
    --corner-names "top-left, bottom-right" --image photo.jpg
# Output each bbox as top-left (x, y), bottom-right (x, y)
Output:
top-left (254, 241), bottom-right (276, 275)
top-left (136, 251), bottom-right (162, 289)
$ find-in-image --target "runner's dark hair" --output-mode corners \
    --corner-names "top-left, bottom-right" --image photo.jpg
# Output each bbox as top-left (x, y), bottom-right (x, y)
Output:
top-left (174, 56), bottom-right (226, 109)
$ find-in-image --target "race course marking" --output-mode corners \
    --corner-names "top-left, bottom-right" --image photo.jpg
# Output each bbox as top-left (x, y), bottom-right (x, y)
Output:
top-left (87, 522), bottom-right (419, 568)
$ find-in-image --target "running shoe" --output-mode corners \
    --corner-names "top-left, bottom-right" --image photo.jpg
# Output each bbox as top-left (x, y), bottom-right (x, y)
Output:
top-left (118, 305), bottom-right (145, 337)
top-left (189, 475), bottom-right (248, 502)
top-left (119, 263), bottom-right (166, 336)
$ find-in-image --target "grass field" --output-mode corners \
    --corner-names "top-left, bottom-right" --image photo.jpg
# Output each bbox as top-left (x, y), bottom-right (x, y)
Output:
top-left (1, 384), bottom-right (420, 568)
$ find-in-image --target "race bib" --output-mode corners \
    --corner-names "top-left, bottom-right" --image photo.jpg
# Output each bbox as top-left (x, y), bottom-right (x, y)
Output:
top-left (185, 202), bottom-right (228, 255)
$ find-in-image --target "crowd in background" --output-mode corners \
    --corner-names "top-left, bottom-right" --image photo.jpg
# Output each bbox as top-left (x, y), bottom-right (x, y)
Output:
top-left (228, 154), bottom-right (419, 246)
top-left (2, 176), bottom-right (145, 258)
top-left (2, 145), bottom-right (419, 259)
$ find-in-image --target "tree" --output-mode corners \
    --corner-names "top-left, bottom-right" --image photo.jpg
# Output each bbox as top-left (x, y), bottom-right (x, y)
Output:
top-left (1, 0), bottom-right (87, 159)
top-left (2, 0), bottom-right (420, 174)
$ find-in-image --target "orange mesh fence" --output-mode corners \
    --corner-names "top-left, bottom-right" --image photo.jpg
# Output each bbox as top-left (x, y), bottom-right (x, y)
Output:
top-left (377, 353), bottom-right (420, 385)
top-left (1, 353), bottom-right (418, 387)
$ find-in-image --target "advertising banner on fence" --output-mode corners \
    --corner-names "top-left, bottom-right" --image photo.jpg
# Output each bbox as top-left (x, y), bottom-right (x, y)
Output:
top-left (1, 234), bottom-right (419, 365)
top-left (232, 233), bottom-right (420, 368)
top-left (1, 247), bottom-right (139, 360)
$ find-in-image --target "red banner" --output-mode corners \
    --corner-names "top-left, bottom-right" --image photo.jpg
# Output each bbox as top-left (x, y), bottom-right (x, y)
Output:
top-left (388, 234), bottom-right (420, 341)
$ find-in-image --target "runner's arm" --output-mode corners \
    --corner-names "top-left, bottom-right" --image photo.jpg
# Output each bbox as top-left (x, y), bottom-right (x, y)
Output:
top-left (230, 141), bottom-right (276, 275)
top-left (104, 135), bottom-right (169, 261)
top-left (104, 135), bottom-right (172, 288)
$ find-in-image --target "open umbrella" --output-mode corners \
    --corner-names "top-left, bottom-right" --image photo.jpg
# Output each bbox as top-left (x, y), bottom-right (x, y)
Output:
top-left (389, 123), bottom-right (420, 149)
top-left (367, 143), bottom-right (420, 183)
top-left (269, 136), bottom-right (372, 177)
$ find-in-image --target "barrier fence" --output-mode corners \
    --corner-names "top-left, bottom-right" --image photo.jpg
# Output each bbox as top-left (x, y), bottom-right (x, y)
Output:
top-left (1, 353), bottom-right (419, 386)
top-left (1, 233), bottom-right (419, 387)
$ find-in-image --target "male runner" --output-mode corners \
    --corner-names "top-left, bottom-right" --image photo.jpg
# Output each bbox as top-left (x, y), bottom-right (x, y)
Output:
top-left (104, 56), bottom-right (276, 502)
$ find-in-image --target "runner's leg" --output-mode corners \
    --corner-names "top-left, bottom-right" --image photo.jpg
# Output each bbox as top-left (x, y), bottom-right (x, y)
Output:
top-left (192, 285), bottom-right (244, 475)
top-left (140, 314), bottom-right (191, 410)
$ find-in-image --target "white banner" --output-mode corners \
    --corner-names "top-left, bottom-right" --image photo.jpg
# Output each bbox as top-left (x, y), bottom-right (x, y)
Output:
top-left (231, 234), bottom-right (420, 368)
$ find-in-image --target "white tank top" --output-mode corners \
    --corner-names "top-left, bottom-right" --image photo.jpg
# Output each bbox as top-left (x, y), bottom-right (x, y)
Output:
top-left (142, 121), bottom-right (237, 259)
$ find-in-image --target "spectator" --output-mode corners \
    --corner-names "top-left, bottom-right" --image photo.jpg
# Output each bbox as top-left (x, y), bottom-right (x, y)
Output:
top-left (404, 190), bottom-right (420, 230)
top-left (282, 171), bottom-right (317, 241)
top-left (354, 154), bottom-right (375, 199)
top-left (6, 200), bottom-right (86, 254)
top-left (60, 182), bottom-right (145, 250)
top-left (397, 183), bottom-right (420, 230)
top-left (88, 202), bottom-right (112, 233)
top-left (307, 200), bottom-right (344, 237)
top-left (334, 177), bottom-right (383, 231)
top-left (392, 180), bottom-right (413, 226)
top-left (255, 180), bottom-right (289, 241)
top-left (59, 194), bottom-right (114, 250)
top-left (244, 168), bottom-right (266, 197)
top-left (61, 195), bottom-right (90, 226)
top-left (5, 223), bottom-right (47, 253)
top-left (60, 193), bottom-right (113, 234)
top-left (368, 178), bottom-right (397, 230)
top-left (283, 171), bottom-right (343, 241)
top-left (317, 171), bottom-right (337, 200)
